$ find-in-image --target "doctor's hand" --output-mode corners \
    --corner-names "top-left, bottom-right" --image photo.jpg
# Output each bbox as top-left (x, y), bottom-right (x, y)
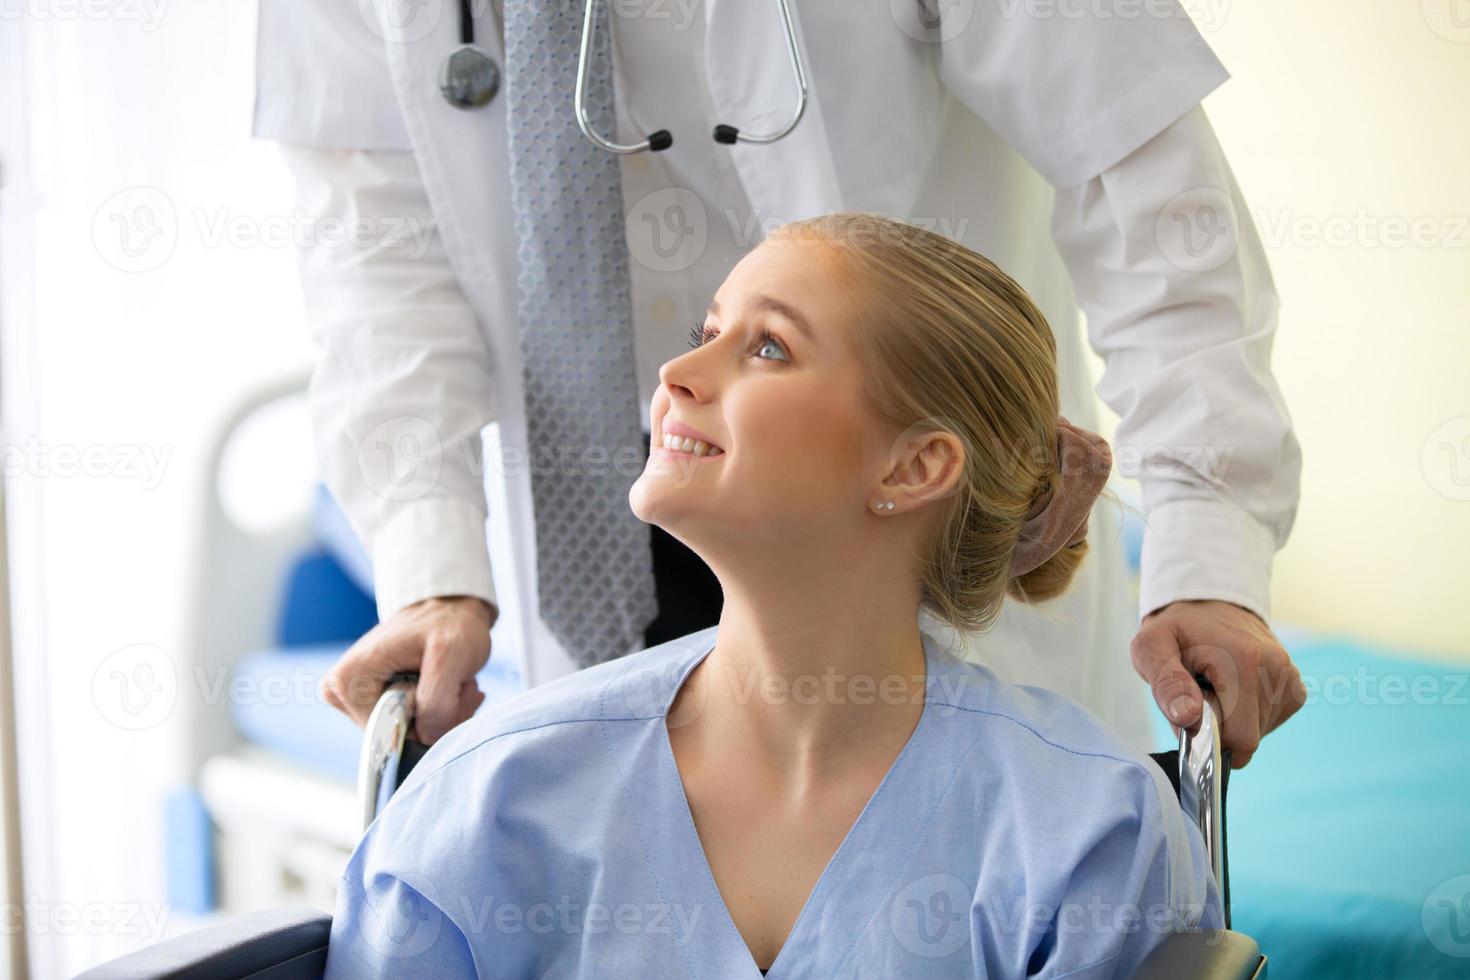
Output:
top-left (1131, 599), bottom-right (1308, 769)
top-left (319, 595), bottom-right (497, 745)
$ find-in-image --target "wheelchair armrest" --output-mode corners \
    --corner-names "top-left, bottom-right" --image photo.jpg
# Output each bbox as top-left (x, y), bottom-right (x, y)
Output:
top-left (74, 906), bottom-right (331, 980)
top-left (1131, 929), bottom-right (1266, 980)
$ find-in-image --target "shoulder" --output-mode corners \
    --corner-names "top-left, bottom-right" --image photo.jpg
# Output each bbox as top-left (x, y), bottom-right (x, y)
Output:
top-left (924, 637), bottom-right (1177, 817)
top-left (253, 0), bottom-right (413, 150)
top-left (924, 639), bottom-right (1214, 926)
top-left (347, 628), bottom-right (715, 901)
top-left (398, 626), bottom-right (716, 789)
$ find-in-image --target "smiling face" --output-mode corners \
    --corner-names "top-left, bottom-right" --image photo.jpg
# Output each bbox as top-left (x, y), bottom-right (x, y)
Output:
top-left (629, 234), bottom-right (891, 562)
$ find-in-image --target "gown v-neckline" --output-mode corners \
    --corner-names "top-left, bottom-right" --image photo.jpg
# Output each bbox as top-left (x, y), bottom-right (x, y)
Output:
top-left (656, 639), bottom-right (939, 979)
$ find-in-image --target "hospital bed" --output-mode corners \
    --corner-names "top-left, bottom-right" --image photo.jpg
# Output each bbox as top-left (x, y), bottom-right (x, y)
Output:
top-left (172, 370), bottom-right (525, 916)
top-left (77, 675), bottom-right (1266, 978)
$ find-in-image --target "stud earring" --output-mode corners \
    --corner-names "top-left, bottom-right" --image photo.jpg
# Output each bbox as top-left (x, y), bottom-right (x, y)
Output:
top-left (873, 499), bottom-right (895, 512)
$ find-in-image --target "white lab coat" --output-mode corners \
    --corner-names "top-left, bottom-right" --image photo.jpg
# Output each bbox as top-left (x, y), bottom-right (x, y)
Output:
top-left (252, 0), bottom-right (1301, 756)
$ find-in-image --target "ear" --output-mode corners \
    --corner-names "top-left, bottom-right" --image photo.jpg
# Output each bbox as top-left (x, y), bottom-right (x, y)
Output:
top-left (879, 428), bottom-right (966, 513)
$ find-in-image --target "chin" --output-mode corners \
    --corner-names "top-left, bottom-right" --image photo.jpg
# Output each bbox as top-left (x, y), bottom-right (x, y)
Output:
top-left (629, 480), bottom-right (712, 545)
top-left (628, 474), bottom-right (679, 527)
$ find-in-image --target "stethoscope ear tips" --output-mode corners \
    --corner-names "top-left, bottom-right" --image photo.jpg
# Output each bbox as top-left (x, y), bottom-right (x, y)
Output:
top-left (648, 130), bottom-right (674, 152)
top-left (713, 124), bottom-right (739, 145)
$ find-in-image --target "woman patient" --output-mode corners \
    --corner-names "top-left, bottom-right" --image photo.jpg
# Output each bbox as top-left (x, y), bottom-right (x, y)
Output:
top-left (324, 212), bottom-right (1223, 978)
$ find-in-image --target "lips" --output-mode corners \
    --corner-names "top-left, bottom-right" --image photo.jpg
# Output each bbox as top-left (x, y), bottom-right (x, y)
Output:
top-left (659, 418), bottom-right (724, 451)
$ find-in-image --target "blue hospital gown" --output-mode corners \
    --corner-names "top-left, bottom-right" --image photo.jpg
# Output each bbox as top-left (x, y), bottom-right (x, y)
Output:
top-left (324, 624), bottom-right (1224, 978)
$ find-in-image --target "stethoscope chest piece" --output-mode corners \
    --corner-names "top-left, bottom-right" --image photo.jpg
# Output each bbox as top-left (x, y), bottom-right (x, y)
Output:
top-left (439, 44), bottom-right (500, 109)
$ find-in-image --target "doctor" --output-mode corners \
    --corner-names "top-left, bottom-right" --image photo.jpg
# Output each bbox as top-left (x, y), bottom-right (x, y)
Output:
top-left (253, 0), bottom-right (1305, 763)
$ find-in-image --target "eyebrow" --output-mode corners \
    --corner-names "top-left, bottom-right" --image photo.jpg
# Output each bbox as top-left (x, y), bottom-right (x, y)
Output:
top-left (706, 295), bottom-right (815, 343)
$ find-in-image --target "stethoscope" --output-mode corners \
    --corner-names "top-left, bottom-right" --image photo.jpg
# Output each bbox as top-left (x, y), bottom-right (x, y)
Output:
top-left (438, 0), bottom-right (808, 154)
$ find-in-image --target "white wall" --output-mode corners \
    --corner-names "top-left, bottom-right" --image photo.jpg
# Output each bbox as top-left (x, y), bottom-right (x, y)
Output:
top-left (1088, 0), bottom-right (1470, 659)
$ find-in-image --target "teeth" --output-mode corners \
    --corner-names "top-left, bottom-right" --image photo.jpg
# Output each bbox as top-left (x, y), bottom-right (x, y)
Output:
top-left (662, 431), bottom-right (723, 456)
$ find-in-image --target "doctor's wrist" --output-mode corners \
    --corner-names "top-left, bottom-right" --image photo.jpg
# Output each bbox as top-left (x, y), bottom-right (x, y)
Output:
top-left (409, 594), bottom-right (498, 630)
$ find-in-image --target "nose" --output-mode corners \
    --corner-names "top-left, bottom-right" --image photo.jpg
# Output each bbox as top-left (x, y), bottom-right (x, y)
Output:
top-left (661, 375), bottom-right (696, 404)
top-left (657, 348), bottom-right (704, 402)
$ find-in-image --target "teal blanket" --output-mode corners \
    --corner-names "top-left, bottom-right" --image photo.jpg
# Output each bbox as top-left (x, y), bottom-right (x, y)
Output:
top-left (1150, 623), bottom-right (1470, 978)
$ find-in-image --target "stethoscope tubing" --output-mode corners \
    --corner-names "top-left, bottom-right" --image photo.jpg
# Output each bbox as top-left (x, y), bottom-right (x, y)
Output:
top-left (447, 0), bottom-right (808, 153)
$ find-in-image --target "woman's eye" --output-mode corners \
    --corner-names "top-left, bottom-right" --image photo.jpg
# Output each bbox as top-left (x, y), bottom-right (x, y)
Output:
top-left (688, 322), bottom-right (789, 363)
top-left (754, 333), bottom-right (789, 362)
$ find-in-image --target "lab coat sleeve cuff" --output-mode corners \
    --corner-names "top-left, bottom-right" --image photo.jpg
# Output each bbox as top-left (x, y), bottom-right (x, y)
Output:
top-left (1137, 497), bottom-right (1276, 626)
top-left (369, 498), bottom-right (499, 624)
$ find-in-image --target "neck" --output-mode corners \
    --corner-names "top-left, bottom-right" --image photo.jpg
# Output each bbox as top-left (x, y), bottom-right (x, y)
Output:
top-left (672, 544), bottom-right (929, 792)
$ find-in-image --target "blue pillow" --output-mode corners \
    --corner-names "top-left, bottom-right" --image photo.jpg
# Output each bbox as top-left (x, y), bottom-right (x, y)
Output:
top-left (311, 483), bottom-right (374, 596)
top-left (274, 547), bottom-right (379, 648)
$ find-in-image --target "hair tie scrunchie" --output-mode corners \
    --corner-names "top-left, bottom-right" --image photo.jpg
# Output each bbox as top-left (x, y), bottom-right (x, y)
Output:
top-left (1007, 415), bottom-right (1113, 578)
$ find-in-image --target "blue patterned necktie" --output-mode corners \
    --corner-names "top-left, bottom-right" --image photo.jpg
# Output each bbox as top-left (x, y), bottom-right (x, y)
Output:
top-left (503, 0), bottom-right (658, 667)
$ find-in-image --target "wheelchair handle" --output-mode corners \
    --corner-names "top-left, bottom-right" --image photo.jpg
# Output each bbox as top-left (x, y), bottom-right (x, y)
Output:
top-left (357, 672), bottom-right (419, 831)
top-left (1178, 673), bottom-right (1228, 910)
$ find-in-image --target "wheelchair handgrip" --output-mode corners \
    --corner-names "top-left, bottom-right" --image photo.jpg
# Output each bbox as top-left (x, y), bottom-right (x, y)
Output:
top-left (356, 673), bottom-right (427, 831)
top-left (1178, 672), bottom-right (1229, 927)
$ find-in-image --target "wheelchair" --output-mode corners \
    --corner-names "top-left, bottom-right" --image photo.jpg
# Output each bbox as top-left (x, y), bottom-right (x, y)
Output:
top-left (77, 674), bottom-right (1266, 979)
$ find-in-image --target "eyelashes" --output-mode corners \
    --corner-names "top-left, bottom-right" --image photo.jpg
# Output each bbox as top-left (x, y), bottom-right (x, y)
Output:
top-left (687, 321), bottom-right (789, 362)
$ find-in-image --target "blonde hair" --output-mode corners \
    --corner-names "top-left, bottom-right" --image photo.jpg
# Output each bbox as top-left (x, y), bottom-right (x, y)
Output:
top-left (771, 211), bottom-right (1122, 636)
